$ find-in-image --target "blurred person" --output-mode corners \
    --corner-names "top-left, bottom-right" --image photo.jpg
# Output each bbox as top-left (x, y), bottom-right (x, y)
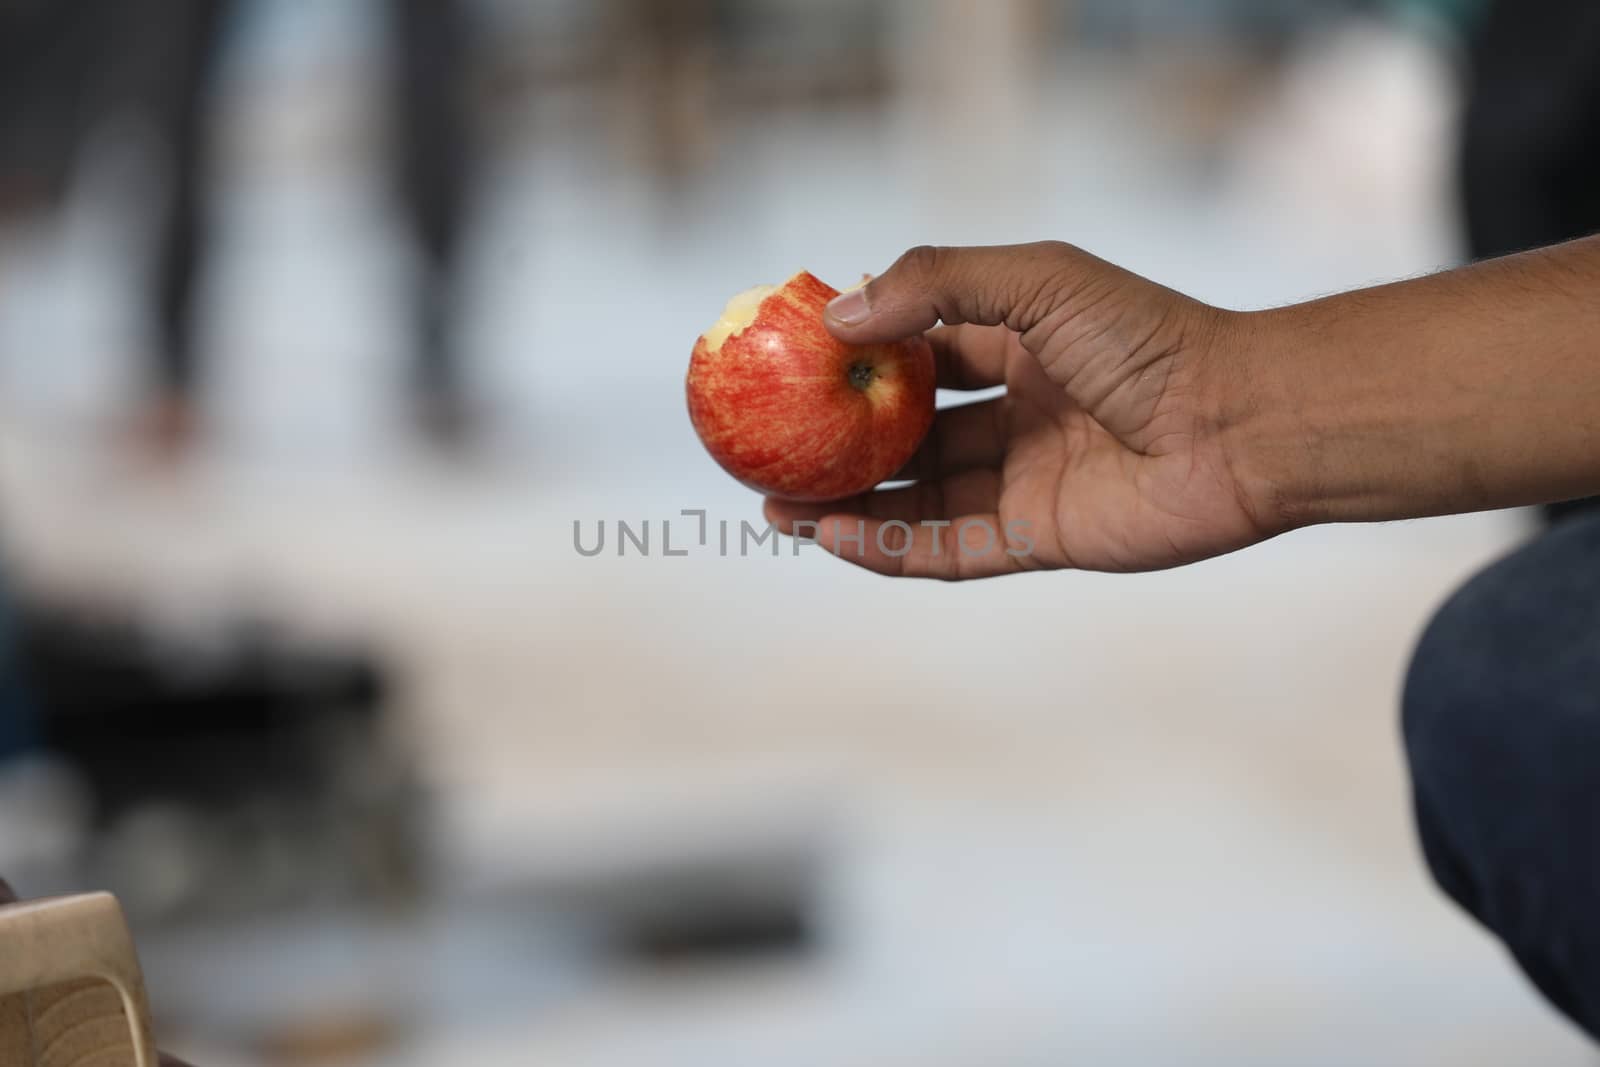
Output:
top-left (0, 877), bottom-right (193, 1067)
top-left (0, 0), bottom-right (479, 454)
top-left (1460, 0), bottom-right (1600, 521)
top-left (763, 238), bottom-right (1600, 1039)
top-left (149, 0), bottom-right (479, 451)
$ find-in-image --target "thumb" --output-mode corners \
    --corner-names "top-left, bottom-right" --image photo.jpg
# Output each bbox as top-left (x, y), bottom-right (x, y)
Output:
top-left (823, 241), bottom-right (1096, 344)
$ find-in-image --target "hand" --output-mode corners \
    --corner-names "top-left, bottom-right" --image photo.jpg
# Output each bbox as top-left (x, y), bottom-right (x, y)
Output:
top-left (764, 242), bottom-right (1280, 578)
top-left (0, 878), bottom-right (194, 1067)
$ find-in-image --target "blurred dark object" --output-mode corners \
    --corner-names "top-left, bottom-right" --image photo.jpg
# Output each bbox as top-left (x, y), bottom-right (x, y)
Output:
top-left (392, 0), bottom-right (475, 434)
top-left (603, 852), bottom-right (820, 963)
top-left (1460, 0), bottom-right (1600, 258)
top-left (618, 898), bottom-right (814, 962)
top-left (1459, 0), bottom-right (1600, 524)
top-left (528, 810), bottom-right (829, 966)
top-left (1546, 497), bottom-right (1600, 525)
top-left (0, 555), bottom-right (35, 762)
top-left (22, 604), bottom-right (380, 816)
top-left (0, 0), bottom-right (110, 215)
top-left (147, 0), bottom-right (227, 440)
top-left (15, 599), bottom-right (422, 920)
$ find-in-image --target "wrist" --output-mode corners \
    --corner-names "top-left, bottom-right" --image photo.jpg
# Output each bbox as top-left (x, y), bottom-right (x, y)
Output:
top-left (1207, 240), bottom-right (1600, 533)
top-left (1215, 297), bottom-right (1491, 530)
top-left (1208, 306), bottom-right (1327, 535)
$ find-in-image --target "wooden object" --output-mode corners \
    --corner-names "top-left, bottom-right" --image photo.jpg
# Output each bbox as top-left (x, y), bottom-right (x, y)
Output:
top-left (0, 892), bottom-right (158, 1067)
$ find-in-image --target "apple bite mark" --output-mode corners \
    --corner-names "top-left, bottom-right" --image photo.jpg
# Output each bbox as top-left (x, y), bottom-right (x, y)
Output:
top-left (687, 270), bottom-right (937, 502)
top-left (700, 283), bottom-right (780, 353)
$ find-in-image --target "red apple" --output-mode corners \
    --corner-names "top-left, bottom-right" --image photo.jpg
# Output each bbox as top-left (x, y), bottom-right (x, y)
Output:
top-left (686, 271), bottom-right (936, 502)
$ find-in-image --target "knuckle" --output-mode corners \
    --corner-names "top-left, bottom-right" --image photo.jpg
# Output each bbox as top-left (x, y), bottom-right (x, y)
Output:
top-left (1030, 239), bottom-right (1079, 262)
top-left (1025, 245), bottom-right (1086, 307)
top-left (894, 244), bottom-right (946, 283)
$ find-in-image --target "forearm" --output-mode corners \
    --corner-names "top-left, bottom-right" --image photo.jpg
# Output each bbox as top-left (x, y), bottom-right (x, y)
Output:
top-left (1229, 235), bottom-right (1600, 527)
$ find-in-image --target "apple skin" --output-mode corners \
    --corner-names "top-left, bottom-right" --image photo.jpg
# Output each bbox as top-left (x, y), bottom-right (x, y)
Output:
top-left (687, 272), bottom-right (936, 502)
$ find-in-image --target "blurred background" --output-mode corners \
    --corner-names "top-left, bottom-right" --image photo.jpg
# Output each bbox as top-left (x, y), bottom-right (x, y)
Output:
top-left (1, 0), bottom-right (1595, 1063)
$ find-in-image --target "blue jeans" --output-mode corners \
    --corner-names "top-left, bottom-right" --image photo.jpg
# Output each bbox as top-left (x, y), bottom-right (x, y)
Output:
top-left (1404, 513), bottom-right (1600, 1039)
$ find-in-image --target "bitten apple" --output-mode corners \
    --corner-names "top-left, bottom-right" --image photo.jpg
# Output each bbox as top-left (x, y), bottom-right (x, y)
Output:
top-left (686, 271), bottom-right (936, 502)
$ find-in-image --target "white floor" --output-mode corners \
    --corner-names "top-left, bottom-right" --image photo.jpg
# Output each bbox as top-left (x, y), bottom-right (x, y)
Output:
top-left (0, 6), bottom-right (1592, 1064)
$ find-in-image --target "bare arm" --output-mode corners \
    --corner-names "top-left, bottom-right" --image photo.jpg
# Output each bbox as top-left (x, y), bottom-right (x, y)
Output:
top-left (1232, 235), bottom-right (1600, 526)
top-left (768, 237), bottom-right (1600, 578)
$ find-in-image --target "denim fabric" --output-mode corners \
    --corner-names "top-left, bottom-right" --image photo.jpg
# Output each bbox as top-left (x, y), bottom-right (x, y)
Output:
top-left (1403, 513), bottom-right (1600, 1039)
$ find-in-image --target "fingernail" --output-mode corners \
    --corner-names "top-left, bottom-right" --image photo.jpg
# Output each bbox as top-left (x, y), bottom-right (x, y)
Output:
top-left (826, 287), bottom-right (871, 326)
